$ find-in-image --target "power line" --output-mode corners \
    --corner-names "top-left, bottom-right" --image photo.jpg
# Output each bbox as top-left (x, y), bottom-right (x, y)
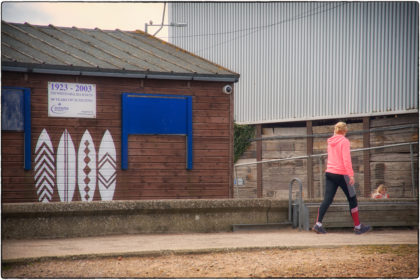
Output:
top-left (194, 2), bottom-right (348, 54)
top-left (161, 2), bottom-right (332, 40)
top-left (158, 2), bottom-right (348, 53)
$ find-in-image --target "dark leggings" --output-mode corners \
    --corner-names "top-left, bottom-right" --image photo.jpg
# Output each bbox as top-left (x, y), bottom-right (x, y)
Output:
top-left (317, 172), bottom-right (358, 223)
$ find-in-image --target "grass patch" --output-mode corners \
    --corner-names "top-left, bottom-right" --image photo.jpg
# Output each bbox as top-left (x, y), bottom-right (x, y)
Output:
top-left (360, 244), bottom-right (418, 256)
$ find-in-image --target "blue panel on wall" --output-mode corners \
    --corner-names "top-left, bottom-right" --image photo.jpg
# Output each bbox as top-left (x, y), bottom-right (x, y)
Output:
top-left (2, 88), bottom-right (24, 131)
top-left (2, 87), bottom-right (32, 170)
top-left (122, 93), bottom-right (193, 170)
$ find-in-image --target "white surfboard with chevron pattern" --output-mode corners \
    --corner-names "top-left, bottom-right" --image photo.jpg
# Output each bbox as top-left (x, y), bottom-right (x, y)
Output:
top-left (98, 130), bottom-right (116, 201)
top-left (57, 129), bottom-right (76, 202)
top-left (34, 129), bottom-right (55, 203)
top-left (78, 130), bottom-right (96, 202)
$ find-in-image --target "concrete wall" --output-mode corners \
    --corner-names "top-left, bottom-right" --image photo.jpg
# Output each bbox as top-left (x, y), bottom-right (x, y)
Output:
top-left (2, 199), bottom-right (288, 239)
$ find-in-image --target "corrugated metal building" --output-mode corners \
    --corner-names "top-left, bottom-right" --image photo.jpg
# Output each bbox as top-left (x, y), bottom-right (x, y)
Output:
top-left (169, 2), bottom-right (419, 124)
top-left (169, 3), bottom-right (418, 200)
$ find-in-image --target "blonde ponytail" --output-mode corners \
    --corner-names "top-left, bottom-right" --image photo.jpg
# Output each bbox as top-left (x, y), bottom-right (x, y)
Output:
top-left (334, 122), bottom-right (348, 135)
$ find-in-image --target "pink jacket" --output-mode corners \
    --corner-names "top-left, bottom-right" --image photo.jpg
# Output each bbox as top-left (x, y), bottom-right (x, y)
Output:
top-left (325, 134), bottom-right (354, 177)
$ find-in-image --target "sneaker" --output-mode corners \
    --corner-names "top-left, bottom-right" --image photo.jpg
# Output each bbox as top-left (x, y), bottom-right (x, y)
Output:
top-left (354, 224), bottom-right (371, 235)
top-left (312, 224), bottom-right (327, 234)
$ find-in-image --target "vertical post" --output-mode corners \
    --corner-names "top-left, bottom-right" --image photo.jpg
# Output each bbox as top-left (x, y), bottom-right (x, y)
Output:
top-left (363, 117), bottom-right (371, 197)
top-left (23, 88), bottom-right (31, 170)
top-left (319, 156), bottom-right (324, 199)
top-left (256, 124), bottom-right (263, 198)
top-left (306, 121), bottom-right (313, 198)
top-left (298, 179), bottom-right (303, 230)
top-left (234, 165), bottom-right (239, 198)
top-left (121, 93), bottom-right (128, 170)
top-left (229, 91), bottom-right (234, 198)
top-left (288, 180), bottom-right (293, 222)
top-left (410, 143), bottom-right (416, 197)
top-left (186, 96), bottom-right (193, 170)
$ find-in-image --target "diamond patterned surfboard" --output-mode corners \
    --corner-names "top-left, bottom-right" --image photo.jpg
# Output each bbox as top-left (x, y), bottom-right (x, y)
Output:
top-left (98, 130), bottom-right (116, 201)
top-left (78, 130), bottom-right (96, 201)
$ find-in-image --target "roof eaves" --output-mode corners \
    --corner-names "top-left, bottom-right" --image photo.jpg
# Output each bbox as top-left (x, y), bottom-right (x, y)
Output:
top-left (2, 62), bottom-right (240, 82)
top-left (192, 75), bottom-right (239, 82)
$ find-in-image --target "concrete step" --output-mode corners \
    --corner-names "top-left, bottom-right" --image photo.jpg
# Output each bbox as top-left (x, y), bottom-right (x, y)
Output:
top-left (232, 222), bottom-right (292, 232)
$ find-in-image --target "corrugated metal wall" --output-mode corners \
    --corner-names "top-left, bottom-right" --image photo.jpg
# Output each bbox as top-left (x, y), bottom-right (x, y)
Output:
top-left (169, 2), bottom-right (419, 124)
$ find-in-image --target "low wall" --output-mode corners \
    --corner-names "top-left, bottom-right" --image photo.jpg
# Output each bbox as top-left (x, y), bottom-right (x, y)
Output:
top-left (306, 198), bottom-right (418, 228)
top-left (3, 198), bottom-right (417, 239)
top-left (2, 199), bottom-right (289, 239)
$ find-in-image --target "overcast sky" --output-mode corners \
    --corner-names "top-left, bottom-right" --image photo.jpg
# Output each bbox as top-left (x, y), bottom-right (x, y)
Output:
top-left (1, 1), bottom-right (170, 40)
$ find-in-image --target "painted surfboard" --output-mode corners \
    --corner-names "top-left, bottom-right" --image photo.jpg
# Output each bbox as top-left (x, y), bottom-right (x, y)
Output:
top-left (34, 129), bottom-right (55, 203)
top-left (78, 130), bottom-right (96, 202)
top-left (98, 130), bottom-right (117, 201)
top-left (56, 129), bottom-right (76, 202)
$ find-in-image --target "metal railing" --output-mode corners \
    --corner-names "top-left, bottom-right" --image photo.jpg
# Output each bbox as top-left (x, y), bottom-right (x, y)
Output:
top-left (288, 178), bottom-right (309, 230)
top-left (234, 141), bottom-right (419, 198)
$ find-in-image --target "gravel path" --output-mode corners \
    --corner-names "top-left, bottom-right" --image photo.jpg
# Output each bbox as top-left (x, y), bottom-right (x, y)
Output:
top-left (2, 228), bottom-right (418, 278)
top-left (2, 245), bottom-right (418, 278)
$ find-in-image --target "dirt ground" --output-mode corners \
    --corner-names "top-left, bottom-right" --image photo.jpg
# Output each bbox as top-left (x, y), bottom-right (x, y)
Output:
top-left (2, 244), bottom-right (418, 278)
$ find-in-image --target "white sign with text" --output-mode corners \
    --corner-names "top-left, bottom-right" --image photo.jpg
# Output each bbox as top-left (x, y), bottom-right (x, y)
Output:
top-left (48, 82), bottom-right (96, 118)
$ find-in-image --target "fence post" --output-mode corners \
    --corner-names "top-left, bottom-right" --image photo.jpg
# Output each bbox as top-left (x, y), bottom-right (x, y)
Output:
top-left (256, 124), bottom-right (263, 198)
top-left (306, 121), bottom-right (314, 198)
top-left (363, 117), bottom-right (371, 198)
top-left (410, 143), bottom-right (416, 197)
top-left (234, 165), bottom-right (239, 198)
top-left (319, 156), bottom-right (324, 199)
top-left (288, 180), bottom-right (293, 222)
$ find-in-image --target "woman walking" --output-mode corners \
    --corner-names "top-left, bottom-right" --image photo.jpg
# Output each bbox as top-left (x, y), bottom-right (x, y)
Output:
top-left (313, 122), bottom-right (371, 234)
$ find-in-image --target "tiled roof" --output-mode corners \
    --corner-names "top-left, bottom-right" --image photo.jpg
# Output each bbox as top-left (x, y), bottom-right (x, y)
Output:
top-left (1, 21), bottom-right (239, 82)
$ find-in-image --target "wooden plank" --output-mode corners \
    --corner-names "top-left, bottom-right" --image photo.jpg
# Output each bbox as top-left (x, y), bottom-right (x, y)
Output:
top-left (262, 140), bottom-right (295, 151)
top-left (194, 116), bottom-right (230, 124)
top-left (194, 103), bottom-right (230, 110)
top-left (370, 114), bottom-right (419, 127)
top-left (370, 153), bottom-right (414, 162)
top-left (274, 127), bottom-right (306, 136)
top-left (307, 121), bottom-right (314, 198)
